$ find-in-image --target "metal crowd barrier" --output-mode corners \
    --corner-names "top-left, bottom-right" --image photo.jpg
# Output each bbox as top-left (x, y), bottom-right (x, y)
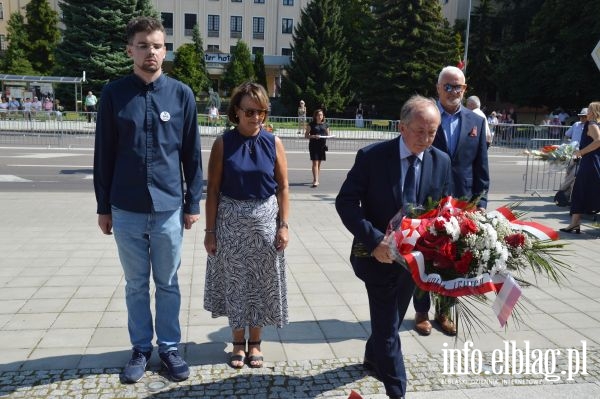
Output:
top-left (0, 114), bottom-right (571, 154)
top-left (523, 138), bottom-right (570, 195)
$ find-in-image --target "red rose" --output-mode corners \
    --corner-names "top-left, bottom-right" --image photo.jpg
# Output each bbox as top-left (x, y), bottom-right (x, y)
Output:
top-left (433, 218), bottom-right (446, 231)
top-left (460, 218), bottom-right (478, 235)
top-left (454, 251), bottom-right (473, 274)
top-left (416, 235), bottom-right (456, 269)
top-left (505, 233), bottom-right (526, 248)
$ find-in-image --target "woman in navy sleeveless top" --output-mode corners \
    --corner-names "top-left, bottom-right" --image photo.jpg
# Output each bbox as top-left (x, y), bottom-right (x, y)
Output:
top-left (203, 82), bottom-right (290, 369)
top-left (561, 102), bottom-right (600, 234)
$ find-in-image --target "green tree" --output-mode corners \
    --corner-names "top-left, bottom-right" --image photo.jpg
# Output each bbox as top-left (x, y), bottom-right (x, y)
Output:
top-left (221, 40), bottom-right (254, 94)
top-left (55, 0), bottom-right (135, 95)
top-left (338, 0), bottom-right (374, 106)
top-left (24, 0), bottom-right (60, 73)
top-left (497, 0), bottom-right (600, 109)
top-left (281, 0), bottom-right (350, 115)
top-left (2, 13), bottom-right (36, 75)
top-left (366, 0), bottom-right (455, 118)
top-left (191, 24), bottom-right (210, 93)
top-left (170, 44), bottom-right (205, 97)
top-left (253, 51), bottom-right (268, 90)
top-left (135, 0), bottom-right (159, 18)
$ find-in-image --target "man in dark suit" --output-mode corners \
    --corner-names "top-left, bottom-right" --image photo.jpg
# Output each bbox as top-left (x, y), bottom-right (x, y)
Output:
top-left (336, 95), bottom-right (451, 399)
top-left (412, 66), bottom-right (490, 337)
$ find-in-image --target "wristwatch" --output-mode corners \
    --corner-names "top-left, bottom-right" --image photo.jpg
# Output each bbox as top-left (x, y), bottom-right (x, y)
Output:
top-left (279, 221), bottom-right (289, 229)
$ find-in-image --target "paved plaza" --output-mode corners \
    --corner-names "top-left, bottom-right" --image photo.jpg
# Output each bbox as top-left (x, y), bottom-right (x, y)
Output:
top-left (1, 191), bottom-right (599, 398)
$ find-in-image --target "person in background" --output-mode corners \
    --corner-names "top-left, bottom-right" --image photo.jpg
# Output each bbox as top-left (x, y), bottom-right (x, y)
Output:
top-left (43, 97), bottom-right (54, 118)
top-left (336, 95), bottom-right (451, 399)
top-left (355, 102), bottom-right (364, 128)
top-left (8, 97), bottom-right (20, 120)
top-left (204, 82), bottom-right (289, 370)
top-left (305, 108), bottom-right (329, 187)
top-left (208, 105), bottom-right (220, 125)
top-left (31, 97), bottom-right (42, 119)
top-left (22, 98), bottom-right (32, 121)
top-left (565, 107), bottom-right (588, 146)
top-left (561, 102), bottom-right (600, 234)
top-left (0, 97), bottom-right (8, 119)
top-left (85, 90), bottom-right (98, 123)
top-left (93, 16), bottom-right (202, 384)
top-left (466, 95), bottom-right (493, 148)
top-left (297, 99), bottom-right (307, 134)
top-left (411, 66), bottom-right (489, 337)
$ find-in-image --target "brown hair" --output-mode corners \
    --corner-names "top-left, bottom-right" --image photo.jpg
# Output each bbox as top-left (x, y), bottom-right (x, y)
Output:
top-left (227, 82), bottom-right (270, 124)
top-left (126, 17), bottom-right (165, 44)
top-left (312, 109), bottom-right (325, 121)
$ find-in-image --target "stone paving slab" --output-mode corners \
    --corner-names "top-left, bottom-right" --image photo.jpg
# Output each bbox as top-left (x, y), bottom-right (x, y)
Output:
top-left (1, 192), bottom-right (600, 398)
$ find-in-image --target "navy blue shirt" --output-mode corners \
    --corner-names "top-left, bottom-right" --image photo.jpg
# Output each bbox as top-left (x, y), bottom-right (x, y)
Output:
top-left (221, 128), bottom-right (277, 200)
top-left (94, 74), bottom-right (203, 215)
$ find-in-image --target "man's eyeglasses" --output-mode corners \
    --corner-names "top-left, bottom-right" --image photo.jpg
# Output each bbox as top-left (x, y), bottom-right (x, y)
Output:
top-left (132, 43), bottom-right (165, 51)
top-left (239, 107), bottom-right (268, 118)
top-left (442, 83), bottom-right (467, 93)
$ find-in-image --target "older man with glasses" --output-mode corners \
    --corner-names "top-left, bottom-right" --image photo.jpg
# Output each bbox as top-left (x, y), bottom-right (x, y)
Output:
top-left (410, 66), bottom-right (490, 337)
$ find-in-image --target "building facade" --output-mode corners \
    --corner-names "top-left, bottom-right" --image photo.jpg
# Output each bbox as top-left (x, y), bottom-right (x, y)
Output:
top-left (0, 0), bottom-right (474, 96)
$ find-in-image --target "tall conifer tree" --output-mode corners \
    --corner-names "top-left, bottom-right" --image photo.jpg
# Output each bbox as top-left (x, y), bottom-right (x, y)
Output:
top-left (221, 41), bottom-right (254, 93)
top-left (281, 0), bottom-right (350, 115)
top-left (24, 0), bottom-right (60, 73)
top-left (253, 52), bottom-right (268, 91)
top-left (54, 0), bottom-right (158, 96)
top-left (367, 0), bottom-right (455, 118)
top-left (2, 13), bottom-right (36, 75)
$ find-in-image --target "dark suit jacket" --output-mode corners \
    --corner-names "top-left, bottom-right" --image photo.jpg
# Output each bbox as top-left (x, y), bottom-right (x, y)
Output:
top-left (336, 136), bottom-right (452, 279)
top-left (432, 105), bottom-right (489, 208)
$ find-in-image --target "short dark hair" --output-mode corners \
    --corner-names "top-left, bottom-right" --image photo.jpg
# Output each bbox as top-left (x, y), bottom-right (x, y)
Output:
top-left (126, 16), bottom-right (165, 44)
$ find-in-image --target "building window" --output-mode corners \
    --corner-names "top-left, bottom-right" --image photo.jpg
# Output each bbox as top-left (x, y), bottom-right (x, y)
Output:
top-left (281, 48), bottom-right (292, 56)
top-left (282, 18), bottom-right (293, 34)
top-left (207, 45), bottom-right (220, 52)
top-left (0, 35), bottom-right (6, 51)
top-left (255, 0), bottom-right (265, 3)
top-left (230, 16), bottom-right (242, 38)
top-left (208, 15), bottom-right (220, 37)
top-left (0, 3), bottom-right (4, 20)
top-left (283, 0), bottom-right (294, 5)
top-left (231, 0), bottom-right (242, 2)
top-left (184, 13), bottom-right (197, 36)
top-left (165, 43), bottom-right (173, 52)
top-left (253, 17), bottom-right (264, 40)
top-left (252, 47), bottom-right (264, 55)
top-left (161, 12), bottom-right (173, 36)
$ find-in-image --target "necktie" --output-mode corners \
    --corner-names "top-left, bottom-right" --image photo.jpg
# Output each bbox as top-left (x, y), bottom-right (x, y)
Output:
top-left (403, 155), bottom-right (417, 205)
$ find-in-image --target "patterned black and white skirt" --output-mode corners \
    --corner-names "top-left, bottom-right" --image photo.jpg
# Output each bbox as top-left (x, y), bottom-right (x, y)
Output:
top-left (204, 194), bottom-right (288, 329)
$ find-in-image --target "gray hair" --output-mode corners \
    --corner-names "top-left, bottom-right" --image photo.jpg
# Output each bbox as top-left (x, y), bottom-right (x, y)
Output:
top-left (437, 66), bottom-right (465, 84)
top-left (400, 95), bottom-right (439, 124)
top-left (466, 95), bottom-right (481, 109)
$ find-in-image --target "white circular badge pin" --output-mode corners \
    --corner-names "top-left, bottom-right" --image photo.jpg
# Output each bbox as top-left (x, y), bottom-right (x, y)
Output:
top-left (160, 111), bottom-right (171, 122)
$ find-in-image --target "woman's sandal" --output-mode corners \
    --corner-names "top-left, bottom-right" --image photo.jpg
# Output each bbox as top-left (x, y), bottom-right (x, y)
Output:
top-left (247, 340), bottom-right (264, 368)
top-left (229, 340), bottom-right (246, 369)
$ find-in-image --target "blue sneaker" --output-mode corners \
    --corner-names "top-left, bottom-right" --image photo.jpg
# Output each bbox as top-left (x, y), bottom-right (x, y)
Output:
top-left (159, 350), bottom-right (190, 381)
top-left (122, 350), bottom-right (151, 383)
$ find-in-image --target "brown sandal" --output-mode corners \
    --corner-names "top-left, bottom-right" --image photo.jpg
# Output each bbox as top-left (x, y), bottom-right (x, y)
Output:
top-left (229, 340), bottom-right (246, 369)
top-left (247, 340), bottom-right (264, 368)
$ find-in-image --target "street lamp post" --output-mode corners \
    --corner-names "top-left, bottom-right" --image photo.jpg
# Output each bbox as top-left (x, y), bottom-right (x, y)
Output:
top-left (463, 0), bottom-right (472, 76)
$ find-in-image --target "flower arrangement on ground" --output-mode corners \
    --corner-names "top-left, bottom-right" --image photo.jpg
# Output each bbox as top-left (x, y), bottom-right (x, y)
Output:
top-left (525, 142), bottom-right (577, 170)
top-left (385, 196), bottom-right (570, 336)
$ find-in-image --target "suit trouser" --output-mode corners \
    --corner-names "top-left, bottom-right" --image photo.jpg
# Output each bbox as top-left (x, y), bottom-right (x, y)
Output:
top-left (354, 256), bottom-right (415, 397)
